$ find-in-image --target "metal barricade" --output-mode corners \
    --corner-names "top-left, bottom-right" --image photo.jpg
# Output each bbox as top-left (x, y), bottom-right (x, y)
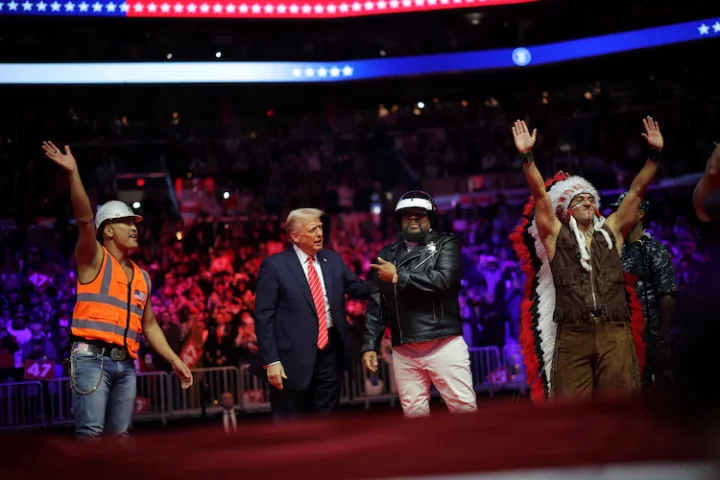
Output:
top-left (0, 381), bottom-right (46, 431)
top-left (351, 357), bottom-right (398, 409)
top-left (135, 371), bottom-right (169, 424)
top-left (238, 365), bottom-right (271, 413)
top-left (168, 367), bottom-right (240, 417)
top-left (469, 346), bottom-right (502, 396)
top-left (47, 377), bottom-right (73, 425)
top-left (46, 372), bottom-right (169, 426)
top-left (501, 344), bottom-right (528, 394)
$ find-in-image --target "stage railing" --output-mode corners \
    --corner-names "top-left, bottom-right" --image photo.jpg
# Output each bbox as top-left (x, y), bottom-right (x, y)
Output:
top-left (0, 352), bottom-right (527, 432)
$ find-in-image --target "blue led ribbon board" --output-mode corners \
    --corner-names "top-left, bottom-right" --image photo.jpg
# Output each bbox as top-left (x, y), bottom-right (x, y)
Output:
top-left (0, 18), bottom-right (717, 84)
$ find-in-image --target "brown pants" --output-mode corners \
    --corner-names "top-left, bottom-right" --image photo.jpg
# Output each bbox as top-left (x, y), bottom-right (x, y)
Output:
top-left (552, 317), bottom-right (638, 400)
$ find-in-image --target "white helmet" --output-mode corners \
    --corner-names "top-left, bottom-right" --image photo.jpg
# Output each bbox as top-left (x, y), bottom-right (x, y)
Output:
top-left (95, 200), bottom-right (143, 229)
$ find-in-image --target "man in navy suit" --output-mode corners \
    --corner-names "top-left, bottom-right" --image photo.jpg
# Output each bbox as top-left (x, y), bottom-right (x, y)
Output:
top-left (254, 208), bottom-right (372, 419)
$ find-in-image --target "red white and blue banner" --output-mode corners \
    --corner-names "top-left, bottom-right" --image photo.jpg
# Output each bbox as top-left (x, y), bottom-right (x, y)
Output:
top-left (0, 0), bottom-right (532, 18)
top-left (0, 397), bottom-right (714, 479)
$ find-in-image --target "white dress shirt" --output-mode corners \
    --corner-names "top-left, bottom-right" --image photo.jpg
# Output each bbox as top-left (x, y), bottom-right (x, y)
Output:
top-left (223, 408), bottom-right (237, 433)
top-left (293, 244), bottom-right (334, 328)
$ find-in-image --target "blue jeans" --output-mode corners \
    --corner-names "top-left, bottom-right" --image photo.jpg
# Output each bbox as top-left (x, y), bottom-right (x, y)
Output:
top-left (70, 345), bottom-right (136, 439)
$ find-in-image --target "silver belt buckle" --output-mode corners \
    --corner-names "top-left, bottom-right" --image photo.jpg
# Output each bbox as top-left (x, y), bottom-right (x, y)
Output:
top-left (109, 347), bottom-right (127, 361)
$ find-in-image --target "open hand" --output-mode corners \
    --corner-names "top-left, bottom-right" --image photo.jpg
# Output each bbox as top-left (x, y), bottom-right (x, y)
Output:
top-left (42, 141), bottom-right (77, 172)
top-left (172, 358), bottom-right (194, 389)
top-left (511, 120), bottom-right (537, 154)
top-left (641, 116), bottom-right (663, 151)
top-left (370, 257), bottom-right (397, 283)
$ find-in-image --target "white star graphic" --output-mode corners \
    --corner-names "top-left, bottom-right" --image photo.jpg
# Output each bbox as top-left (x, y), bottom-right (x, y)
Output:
top-left (338, 2), bottom-right (347, 10)
top-left (22, 1), bottom-right (32, 10)
top-left (351, 1), bottom-right (360, 10)
top-left (92, 1), bottom-right (102, 10)
top-left (263, 3), bottom-right (272, 12)
top-left (389, 0), bottom-right (397, 6)
top-left (440, 0), bottom-right (448, 4)
top-left (713, 21), bottom-right (720, 33)
top-left (161, 2), bottom-right (169, 11)
top-left (199, 3), bottom-right (209, 12)
top-left (173, 3), bottom-right (182, 11)
top-left (119, 2), bottom-right (128, 10)
top-left (250, 3), bottom-right (259, 12)
top-left (51, 1), bottom-right (60, 9)
top-left (304, 68), bottom-right (315, 76)
top-left (414, 0), bottom-right (423, 5)
top-left (0, 3), bottom-right (4, 9)
top-left (363, 1), bottom-right (372, 9)
top-left (401, 0), bottom-right (410, 6)
top-left (64, 1), bottom-right (74, 10)
top-left (37, 1), bottom-right (47, 9)
top-left (133, 2), bottom-right (143, 11)
top-left (8, 0), bottom-right (18, 9)
top-left (292, 68), bottom-right (302, 77)
top-left (238, 3), bottom-right (248, 11)
top-left (186, 2), bottom-right (196, 11)
top-left (212, 3), bottom-right (221, 12)
top-left (342, 65), bottom-right (353, 76)
top-left (698, 23), bottom-right (710, 35)
top-left (317, 67), bottom-right (327, 77)
top-left (329, 67), bottom-right (340, 77)
top-left (78, 1), bottom-right (88, 10)
top-left (377, 0), bottom-right (386, 7)
top-left (301, 3), bottom-right (310, 12)
top-left (147, 3), bottom-right (156, 11)
top-left (106, 2), bottom-right (117, 11)
top-left (288, 3), bottom-right (297, 12)
top-left (313, 4), bottom-right (322, 12)
top-left (326, 3), bottom-right (335, 12)
top-left (276, 3), bottom-right (285, 12)
top-left (426, 0), bottom-right (435, 4)
top-left (225, 3), bottom-right (234, 12)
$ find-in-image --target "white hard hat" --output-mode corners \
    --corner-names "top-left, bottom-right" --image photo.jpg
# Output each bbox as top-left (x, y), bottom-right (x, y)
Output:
top-left (95, 200), bottom-right (143, 229)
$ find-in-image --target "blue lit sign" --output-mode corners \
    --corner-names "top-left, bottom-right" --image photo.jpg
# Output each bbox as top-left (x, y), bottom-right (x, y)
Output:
top-left (0, 18), bottom-right (717, 84)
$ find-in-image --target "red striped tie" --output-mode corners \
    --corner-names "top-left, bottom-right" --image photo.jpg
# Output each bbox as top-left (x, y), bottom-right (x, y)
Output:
top-left (307, 256), bottom-right (329, 350)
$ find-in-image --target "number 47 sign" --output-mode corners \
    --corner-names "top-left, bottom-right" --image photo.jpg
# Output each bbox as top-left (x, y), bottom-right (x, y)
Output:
top-left (24, 360), bottom-right (56, 381)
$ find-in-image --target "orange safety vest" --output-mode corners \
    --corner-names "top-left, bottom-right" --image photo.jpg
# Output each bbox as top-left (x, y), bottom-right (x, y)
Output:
top-left (71, 247), bottom-right (151, 359)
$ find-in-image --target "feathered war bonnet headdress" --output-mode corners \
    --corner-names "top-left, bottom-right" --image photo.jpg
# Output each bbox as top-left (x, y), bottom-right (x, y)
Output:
top-left (509, 172), bottom-right (646, 402)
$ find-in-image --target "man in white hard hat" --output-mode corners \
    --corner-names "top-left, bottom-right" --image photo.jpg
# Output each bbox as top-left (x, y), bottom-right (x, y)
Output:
top-left (43, 141), bottom-right (193, 440)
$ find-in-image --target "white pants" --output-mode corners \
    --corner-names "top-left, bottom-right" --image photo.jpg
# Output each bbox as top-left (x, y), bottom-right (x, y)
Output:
top-left (392, 335), bottom-right (477, 418)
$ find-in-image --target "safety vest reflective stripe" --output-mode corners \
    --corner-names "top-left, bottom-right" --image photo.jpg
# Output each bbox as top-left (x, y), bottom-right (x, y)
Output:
top-left (75, 293), bottom-right (144, 317)
top-left (71, 318), bottom-right (140, 343)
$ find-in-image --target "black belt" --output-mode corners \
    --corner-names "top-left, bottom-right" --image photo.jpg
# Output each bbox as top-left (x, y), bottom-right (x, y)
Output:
top-left (77, 342), bottom-right (129, 361)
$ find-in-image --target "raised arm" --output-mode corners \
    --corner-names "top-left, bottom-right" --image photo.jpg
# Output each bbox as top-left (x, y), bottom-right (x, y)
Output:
top-left (693, 142), bottom-right (720, 223)
top-left (606, 116), bottom-right (663, 239)
top-left (42, 142), bottom-right (100, 268)
top-left (512, 120), bottom-right (561, 244)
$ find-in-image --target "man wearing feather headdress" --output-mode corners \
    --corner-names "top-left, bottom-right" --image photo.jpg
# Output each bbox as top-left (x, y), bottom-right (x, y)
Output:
top-left (509, 117), bottom-right (664, 402)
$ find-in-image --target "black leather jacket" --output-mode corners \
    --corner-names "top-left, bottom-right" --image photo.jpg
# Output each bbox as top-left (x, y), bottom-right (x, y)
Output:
top-left (361, 231), bottom-right (463, 352)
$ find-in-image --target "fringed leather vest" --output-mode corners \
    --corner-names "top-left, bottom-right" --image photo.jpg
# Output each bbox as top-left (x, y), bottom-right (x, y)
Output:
top-left (550, 224), bottom-right (629, 324)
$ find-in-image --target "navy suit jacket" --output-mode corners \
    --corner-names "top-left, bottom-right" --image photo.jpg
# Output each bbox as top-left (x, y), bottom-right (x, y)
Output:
top-left (253, 247), bottom-right (372, 390)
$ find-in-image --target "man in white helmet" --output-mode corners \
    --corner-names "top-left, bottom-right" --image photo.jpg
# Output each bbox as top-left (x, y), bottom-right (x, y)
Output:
top-left (43, 141), bottom-right (193, 440)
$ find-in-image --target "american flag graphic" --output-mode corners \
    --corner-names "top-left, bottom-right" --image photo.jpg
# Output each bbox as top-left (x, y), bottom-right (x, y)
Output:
top-left (0, 0), bottom-right (533, 18)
